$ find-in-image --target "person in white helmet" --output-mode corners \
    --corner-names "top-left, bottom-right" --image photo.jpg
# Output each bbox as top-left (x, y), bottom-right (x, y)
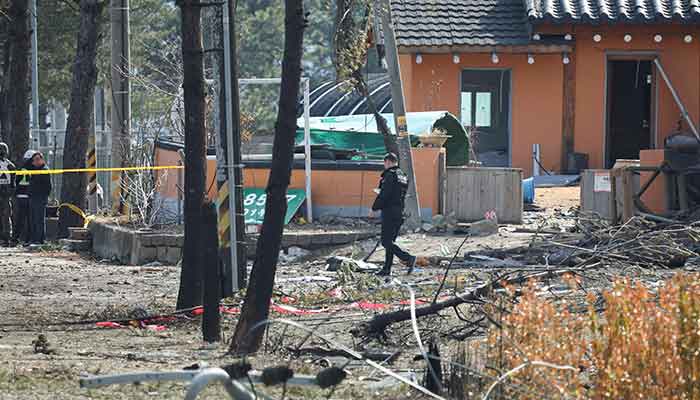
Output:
top-left (0, 143), bottom-right (15, 246)
top-left (12, 150), bottom-right (34, 245)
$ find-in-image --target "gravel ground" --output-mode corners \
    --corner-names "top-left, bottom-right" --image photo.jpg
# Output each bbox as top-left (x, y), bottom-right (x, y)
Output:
top-left (0, 188), bottom-right (583, 399)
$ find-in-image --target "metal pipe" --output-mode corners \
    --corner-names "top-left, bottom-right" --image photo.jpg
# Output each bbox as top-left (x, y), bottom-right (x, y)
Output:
top-left (222, 0), bottom-right (239, 291)
top-left (303, 78), bottom-right (313, 222)
top-left (653, 58), bottom-right (700, 142)
top-left (184, 368), bottom-right (252, 400)
top-left (532, 144), bottom-right (541, 177)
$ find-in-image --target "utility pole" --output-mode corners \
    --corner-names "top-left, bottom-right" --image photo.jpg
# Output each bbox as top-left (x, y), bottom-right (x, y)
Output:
top-left (378, 0), bottom-right (421, 228)
top-left (30, 0), bottom-right (39, 148)
top-left (216, 0), bottom-right (246, 295)
top-left (110, 0), bottom-right (130, 212)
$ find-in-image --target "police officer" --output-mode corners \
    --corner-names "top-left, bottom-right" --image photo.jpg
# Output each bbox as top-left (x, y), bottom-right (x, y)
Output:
top-left (371, 152), bottom-right (416, 276)
top-left (0, 143), bottom-right (15, 246)
top-left (12, 150), bottom-right (33, 245)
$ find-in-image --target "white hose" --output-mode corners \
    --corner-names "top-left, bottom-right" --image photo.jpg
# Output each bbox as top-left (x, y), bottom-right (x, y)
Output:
top-left (184, 368), bottom-right (255, 400)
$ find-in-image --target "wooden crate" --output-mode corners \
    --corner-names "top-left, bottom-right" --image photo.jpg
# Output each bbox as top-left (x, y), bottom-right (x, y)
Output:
top-left (445, 167), bottom-right (523, 224)
top-left (581, 169), bottom-right (640, 223)
top-left (581, 170), bottom-right (615, 220)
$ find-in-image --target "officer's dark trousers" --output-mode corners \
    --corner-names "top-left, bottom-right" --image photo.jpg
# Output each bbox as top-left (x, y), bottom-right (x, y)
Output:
top-left (381, 209), bottom-right (412, 272)
top-left (13, 197), bottom-right (29, 243)
top-left (29, 196), bottom-right (47, 244)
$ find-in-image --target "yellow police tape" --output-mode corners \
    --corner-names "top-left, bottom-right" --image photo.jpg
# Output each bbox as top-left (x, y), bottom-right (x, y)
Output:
top-left (59, 203), bottom-right (95, 228)
top-left (0, 165), bottom-right (183, 176)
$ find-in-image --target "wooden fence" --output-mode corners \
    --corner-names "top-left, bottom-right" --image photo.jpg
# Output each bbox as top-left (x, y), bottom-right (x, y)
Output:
top-left (445, 167), bottom-right (523, 224)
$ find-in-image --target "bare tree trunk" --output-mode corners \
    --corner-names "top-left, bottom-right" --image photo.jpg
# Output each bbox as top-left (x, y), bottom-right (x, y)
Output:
top-left (175, 0), bottom-right (207, 310)
top-left (58, 0), bottom-right (105, 238)
top-left (2, 0), bottom-right (31, 165)
top-left (0, 18), bottom-right (10, 142)
top-left (229, 0), bottom-right (306, 355)
top-left (351, 70), bottom-right (398, 156)
top-left (201, 200), bottom-right (221, 343)
top-left (334, 0), bottom-right (397, 156)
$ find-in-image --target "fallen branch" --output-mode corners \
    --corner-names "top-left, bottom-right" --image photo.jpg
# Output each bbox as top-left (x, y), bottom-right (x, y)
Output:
top-left (287, 347), bottom-right (400, 363)
top-left (356, 269), bottom-right (576, 338)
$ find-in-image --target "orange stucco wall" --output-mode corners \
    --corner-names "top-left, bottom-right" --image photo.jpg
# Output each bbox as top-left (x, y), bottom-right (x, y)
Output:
top-left (155, 147), bottom-right (443, 218)
top-left (556, 25), bottom-right (700, 169)
top-left (153, 149), bottom-right (217, 201)
top-left (399, 53), bottom-right (564, 177)
top-left (400, 24), bottom-right (700, 175)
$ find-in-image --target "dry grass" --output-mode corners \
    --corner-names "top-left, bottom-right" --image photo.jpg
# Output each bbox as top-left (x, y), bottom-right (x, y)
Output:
top-left (470, 274), bottom-right (700, 399)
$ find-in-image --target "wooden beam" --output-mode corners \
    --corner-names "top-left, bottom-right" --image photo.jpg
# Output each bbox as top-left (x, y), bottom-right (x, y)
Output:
top-left (398, 44), bottom-right (573, 54)
top-left (561, 50), bottom-right (576, 172)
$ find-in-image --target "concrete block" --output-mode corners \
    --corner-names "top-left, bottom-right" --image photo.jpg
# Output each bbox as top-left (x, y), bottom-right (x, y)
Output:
top-left (162, 234), bottom-right (182, 247)
top-left (165, 247), bottom-right (182, 265)
top-left (158, 246), bottom-right (181, 265)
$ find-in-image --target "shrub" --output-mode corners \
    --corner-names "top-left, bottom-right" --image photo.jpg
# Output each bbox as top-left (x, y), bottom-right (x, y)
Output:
top-left (482, 274), bottom-right (700, 399)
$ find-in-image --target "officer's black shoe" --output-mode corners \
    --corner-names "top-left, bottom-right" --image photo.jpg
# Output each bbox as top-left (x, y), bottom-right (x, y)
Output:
top-left (406, 256), bottom-right (417, 275)
top-left (376, 269), bottom-right (391, 277)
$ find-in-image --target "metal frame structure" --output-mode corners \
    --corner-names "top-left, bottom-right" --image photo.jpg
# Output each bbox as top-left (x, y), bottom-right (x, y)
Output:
top-left (238, 77), bottom-right (313, 223)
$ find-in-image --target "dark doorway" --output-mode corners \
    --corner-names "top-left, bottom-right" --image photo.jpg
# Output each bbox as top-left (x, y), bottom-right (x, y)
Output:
top-left (460, 70), bottom-right (510, 167)
top-left (606, 60), bottom-right (653, 168)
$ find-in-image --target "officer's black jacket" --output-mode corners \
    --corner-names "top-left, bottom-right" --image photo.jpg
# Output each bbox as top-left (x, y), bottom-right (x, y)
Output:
top-left (372, 166), bottom-right (408, 213)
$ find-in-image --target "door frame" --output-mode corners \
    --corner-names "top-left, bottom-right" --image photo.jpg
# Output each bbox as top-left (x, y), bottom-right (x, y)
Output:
top-left (458, 68), bottom-right (513, 167)
top-left (603, 51), bottom-right (659, 167)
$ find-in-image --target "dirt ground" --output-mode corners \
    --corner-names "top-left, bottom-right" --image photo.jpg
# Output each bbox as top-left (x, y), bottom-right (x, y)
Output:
top-left (0, 187), bottom-right (583, 399)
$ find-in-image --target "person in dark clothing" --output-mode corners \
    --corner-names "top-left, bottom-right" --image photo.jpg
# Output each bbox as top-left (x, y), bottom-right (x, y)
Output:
top-left (12, 151), bottom-right (34, 245)
top-left (0, 143), bottom-right (15, 246)
top-left (28, 151), bottom-right (51, 245)
top-left (371, 153), bottom-right (416, 276)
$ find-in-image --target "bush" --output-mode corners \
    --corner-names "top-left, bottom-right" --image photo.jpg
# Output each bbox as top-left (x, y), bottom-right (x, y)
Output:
top-left (483, 274), bottom-right (700, 399)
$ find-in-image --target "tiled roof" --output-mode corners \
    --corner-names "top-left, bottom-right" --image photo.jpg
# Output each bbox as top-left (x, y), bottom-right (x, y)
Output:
top-left (390, 0), bottom-right (533, 48)
top-left (524, 0), bottom-right (700, 23)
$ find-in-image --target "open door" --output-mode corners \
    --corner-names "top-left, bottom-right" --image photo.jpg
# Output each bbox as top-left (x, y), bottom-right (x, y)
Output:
top-left (606, 60), bottom-right (654, 168)
top-left (460, 70), bottom-right (511, 167)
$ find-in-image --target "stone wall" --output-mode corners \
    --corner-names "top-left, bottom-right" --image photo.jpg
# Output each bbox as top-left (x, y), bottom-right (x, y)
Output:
top-left (89, 220), bottom-right (183, 265)
top-left (89, 219), bottom-right (376, 266)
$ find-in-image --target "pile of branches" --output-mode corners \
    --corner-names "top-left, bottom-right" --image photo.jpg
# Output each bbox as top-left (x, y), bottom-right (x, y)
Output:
top-left (540, 213), bottom-right (700, 269)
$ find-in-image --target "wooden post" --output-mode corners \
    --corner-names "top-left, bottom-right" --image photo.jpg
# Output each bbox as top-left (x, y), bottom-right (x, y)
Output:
top-left (202, 201), bottom-right (221, 343)
top-left (110, 0), bottom-right (130, 213)
top-left (562, 51), bottom-right (576, 172)
top-left (678, 173), bottom-right (689, 211)
top-left (379, 0), bottom-right (421, 228)
top-left (437, 150), bottom-right (446, 215)
top-left (621, 168), bottom-right (635, 222)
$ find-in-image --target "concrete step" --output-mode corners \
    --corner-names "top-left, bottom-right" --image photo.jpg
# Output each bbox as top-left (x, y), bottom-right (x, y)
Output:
top-left (59, 239), bottom-right (92, 252)
top-left (68, 227), bottom-right (92, 241)
top-left (46, 218), bottom-right (58, 241)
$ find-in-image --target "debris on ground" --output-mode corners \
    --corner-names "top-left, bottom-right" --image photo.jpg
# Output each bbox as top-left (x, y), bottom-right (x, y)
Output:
top-left (32, 334), bottom-right (57, 355)
top-left (4, 187), bottom-right (700, 399)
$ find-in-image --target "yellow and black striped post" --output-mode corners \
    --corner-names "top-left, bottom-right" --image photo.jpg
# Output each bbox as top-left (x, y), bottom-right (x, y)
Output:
top-left (86, 132), bottom-right (97, 212)
top-left (217, 178), bottom-right (231, 250)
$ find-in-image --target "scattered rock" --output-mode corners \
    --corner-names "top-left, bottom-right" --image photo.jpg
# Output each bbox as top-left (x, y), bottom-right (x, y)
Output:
top-left (143, 261), bottom-right (163, 267)
top-left (468, 219), bottom-right (499, 237)
top-left (326, 256), bottom-right (380, 272)
top-left (32, 334), bottom-right (57, 355)
top-left (279, 246), bottom-right (311, 263)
